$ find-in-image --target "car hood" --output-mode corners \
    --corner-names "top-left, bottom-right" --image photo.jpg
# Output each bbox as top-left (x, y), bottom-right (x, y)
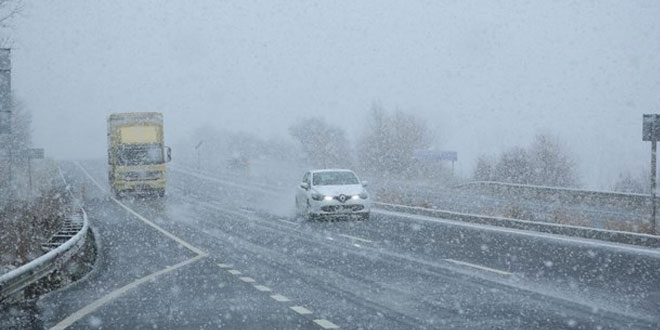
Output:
top-left (312, 184), bottom-right (365, 196)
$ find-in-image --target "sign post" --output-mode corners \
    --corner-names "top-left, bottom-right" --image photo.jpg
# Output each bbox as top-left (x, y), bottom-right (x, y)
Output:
top-left (643, 114), bottom-right (660, 233)
top-left (413, 150), bottom-right (458, 175)
top-left (195, 140), bottom-right (204, 170)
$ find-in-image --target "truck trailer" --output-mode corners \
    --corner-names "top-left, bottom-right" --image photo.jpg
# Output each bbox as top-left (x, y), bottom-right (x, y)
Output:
top-left (107, 112), bottom-right (171, 197)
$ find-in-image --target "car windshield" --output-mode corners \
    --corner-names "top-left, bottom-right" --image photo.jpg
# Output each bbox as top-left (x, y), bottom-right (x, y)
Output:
top-left (312, 172), bottom-right (359, 186)
top-left (117, 144), bottom-right (163, 165)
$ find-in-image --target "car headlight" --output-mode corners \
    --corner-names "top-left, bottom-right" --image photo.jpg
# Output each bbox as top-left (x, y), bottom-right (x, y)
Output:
top-left (323, 196), bottom-right (333, 201)
top-left (311, 193), bottom-right (323, 201)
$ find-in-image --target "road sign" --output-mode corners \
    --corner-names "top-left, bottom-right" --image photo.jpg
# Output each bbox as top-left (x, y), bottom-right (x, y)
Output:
top-left (643, 114), bottom-right (660, 141)
top-left (27, 148), bottom-right (44, 159)
top-left (414, 150), bottom-right (458, 162)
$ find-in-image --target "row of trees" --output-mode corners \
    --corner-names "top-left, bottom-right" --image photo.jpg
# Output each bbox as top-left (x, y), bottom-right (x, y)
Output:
top-left (288, 105), bottom-right (435, 178)
top-left (473, 134), bottom-right (580, 187)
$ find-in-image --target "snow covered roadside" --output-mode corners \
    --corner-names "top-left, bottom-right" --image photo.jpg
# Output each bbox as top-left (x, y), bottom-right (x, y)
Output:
top-left (0, 160), bottom-right (71, 272)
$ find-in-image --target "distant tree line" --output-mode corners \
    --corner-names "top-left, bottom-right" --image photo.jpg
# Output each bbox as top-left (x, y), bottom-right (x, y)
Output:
top-left (612, 169), bottom-right (649, 194)
top-left (288, 104), bottom-right (435, 178)
top-left (473, 134), bottom-right (580, 188)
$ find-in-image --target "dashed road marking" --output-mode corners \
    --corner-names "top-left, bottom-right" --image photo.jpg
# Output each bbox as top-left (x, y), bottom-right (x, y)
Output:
top-left (338, 233), bottom-right (373, 243)
top-left (254, 285), bottom-right (272, 292)
top-left (240, 276), bottom-right (256, 283)
top-left (270, 294), bottom-right (291, 302)
top-left (217, 263), bottom-right (232, 269)
top-left (228, 269), bottom-right (242, 275)
top-left (51, 255), bottom-right (204, 330)
top-left (326, 236), bottom-right (334, 241)
top-left (444, 259), bottom-right (512, 276)
top-left (278, 219), bottom-right (299, 226)
top-left (290, 306), bottom-right (313, 315)
top-left (353, 244), bottom-right (361, 248)
top-left (314, 319), bottom-right (340, 329)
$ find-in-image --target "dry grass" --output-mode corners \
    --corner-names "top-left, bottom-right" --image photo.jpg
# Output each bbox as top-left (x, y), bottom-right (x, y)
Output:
top-left (551, 210), bottom-right (594, 228)
top-left (0, 189), bottom-right (70, 268)
top-left (604, 220), bottom-right (656, 235)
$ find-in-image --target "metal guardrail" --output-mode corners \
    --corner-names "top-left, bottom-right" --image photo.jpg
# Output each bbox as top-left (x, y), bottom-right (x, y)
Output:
top-left (374, 202), bottom-right (660, 248)
top-left (455, 181), bottom-right (655, 208)
top-left (0, 207), bottom-right (89, 302)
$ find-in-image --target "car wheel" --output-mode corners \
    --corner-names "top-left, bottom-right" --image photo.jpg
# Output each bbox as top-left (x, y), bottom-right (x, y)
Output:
top-left (360, 213), bottom-right (370, 221)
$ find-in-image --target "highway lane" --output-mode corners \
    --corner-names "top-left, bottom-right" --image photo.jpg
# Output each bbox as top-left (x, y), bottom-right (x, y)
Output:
top-left (38, 161), bottom-right (326, 330)
top-left (69, 159), bottom-right (660, 329)
top-left (168, 162), bottom-right (660, 324)
top-left (171, 162), bottom-right (660, 317)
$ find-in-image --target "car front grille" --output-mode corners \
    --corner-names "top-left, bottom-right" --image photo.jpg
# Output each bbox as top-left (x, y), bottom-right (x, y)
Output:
top-left (321, 205), bottom-right (365, 212)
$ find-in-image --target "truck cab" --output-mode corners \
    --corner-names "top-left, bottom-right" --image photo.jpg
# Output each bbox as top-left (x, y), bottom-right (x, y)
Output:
top-left (107, 112), bottom-right (171, 197)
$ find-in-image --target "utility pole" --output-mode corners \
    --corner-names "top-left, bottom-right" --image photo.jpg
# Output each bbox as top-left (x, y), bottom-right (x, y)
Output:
top-left (0, 49), bottom-right (11, 200)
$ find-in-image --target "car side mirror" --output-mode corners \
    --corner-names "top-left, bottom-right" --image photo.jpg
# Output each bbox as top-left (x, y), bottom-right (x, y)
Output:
top-left (300, 182), bottom-right (310, 190)
top-left (361, 180), bottom-right (368, 187)
top-left (166, 147), bottom-right (172, 162)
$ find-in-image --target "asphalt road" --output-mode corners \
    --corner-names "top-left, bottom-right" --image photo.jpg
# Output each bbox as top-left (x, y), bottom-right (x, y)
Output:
top-left (28, 160), bottom-right (660, 329)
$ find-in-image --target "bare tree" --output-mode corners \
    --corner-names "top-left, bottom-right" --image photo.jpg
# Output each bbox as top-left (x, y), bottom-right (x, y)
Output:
top-left (478, 133), bottom-right (579, 187)
top-left (528, 134), bottom-right (579, 187)
top-left (473, 155), bottom-right (494, 181)
top-left (0, 0), bottom-right (21, 27)
top-left (358, 104), bottom-right (431, 176)
top-left (289, 117), bottom-right (352, 168)
top-left (494, 146), bottom-right (533, 184)
top-left (613, 168), bottom-right (649, 194)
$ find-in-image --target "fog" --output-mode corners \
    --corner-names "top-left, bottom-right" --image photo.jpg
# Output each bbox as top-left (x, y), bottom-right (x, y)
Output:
top-left (9, 0), bottom-right (660, 189)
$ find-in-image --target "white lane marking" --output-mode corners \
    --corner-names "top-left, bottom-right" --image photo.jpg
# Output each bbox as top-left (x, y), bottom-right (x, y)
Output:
top-left (217, 263), bottom-right (232, 269)
top-left (314, 319), bottom-right (340, 329)
top-left (373, 209), bottom-right (660, 257)
top-left (338, 233), bottom-right (373, 243)
top-left (228, 269), bottom-right (242, 275)
top-left (112, 198), bottom-right (206, 255)
top-left (75, 161), bottom-right (206, 256)
top-left (278, 219), bottom-right (299, 226)
top-left (270, 294), bottom-right (291, 302)
top-left (326, 236), bottom-right (334, 241)
top-left (444, 258), bottom-right (512, 276)
top-left (254, 285), bottom-right (272, 292)
top-left (50, 255), bottom-right (204, 330)
top-left (239, 276), bottom-right (256, 283)
top-left (290, 306), bottom-right (313, 315)
top-left (56, 162), bottom-right (208, 330)
top-left (353, 244), bottom-right (361, 248)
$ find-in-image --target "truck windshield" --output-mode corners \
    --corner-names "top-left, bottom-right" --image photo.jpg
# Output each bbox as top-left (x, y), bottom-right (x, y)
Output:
top-left (117, 144), bottom-right (163, 165)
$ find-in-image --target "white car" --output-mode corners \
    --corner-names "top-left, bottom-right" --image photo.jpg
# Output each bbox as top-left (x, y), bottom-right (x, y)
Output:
top-left (295, 169), bottom-right (371, 220)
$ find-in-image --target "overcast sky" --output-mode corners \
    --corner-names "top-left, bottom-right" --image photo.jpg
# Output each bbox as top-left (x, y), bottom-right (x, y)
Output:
top-left (8, 0), bottom-right (660, 188)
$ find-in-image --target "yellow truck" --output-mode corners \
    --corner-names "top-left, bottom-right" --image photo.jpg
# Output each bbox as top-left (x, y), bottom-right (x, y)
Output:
top-left (107, 112), bottom-right (171, 197)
